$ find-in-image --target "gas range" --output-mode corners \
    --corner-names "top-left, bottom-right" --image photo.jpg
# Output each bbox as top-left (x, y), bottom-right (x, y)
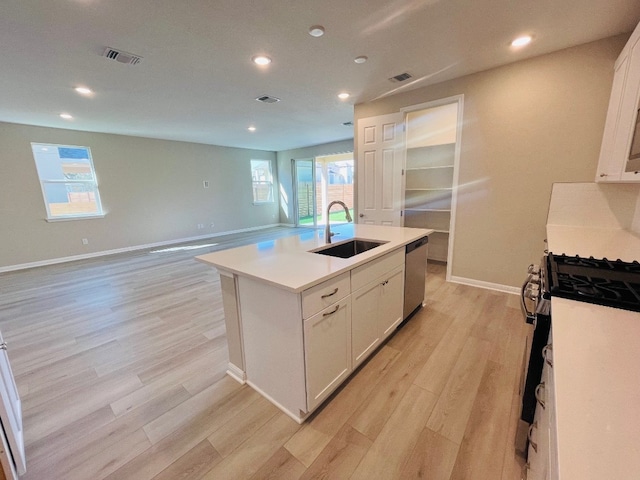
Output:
top-left (544, 254), bottom-right (640, 312)
top-left (517, 252), bottom-right (640, 438)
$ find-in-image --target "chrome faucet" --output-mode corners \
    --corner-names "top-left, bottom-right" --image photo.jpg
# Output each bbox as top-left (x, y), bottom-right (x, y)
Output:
top-left (325, 200), bottom-right (353, 243)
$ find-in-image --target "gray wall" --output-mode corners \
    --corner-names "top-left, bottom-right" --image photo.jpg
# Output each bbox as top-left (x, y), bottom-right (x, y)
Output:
top-left (276, 139), bottom-right (354, 224)
top-left (0, 122), bottom-right (278, 269)
top-left (354, 34), bottom-right (629, 288)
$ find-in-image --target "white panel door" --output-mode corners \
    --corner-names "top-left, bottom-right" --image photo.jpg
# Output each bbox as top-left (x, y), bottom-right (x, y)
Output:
top-left (0, 332), bottom-right (25, 476)
top-left (357, 112), bottom-right (405, 225)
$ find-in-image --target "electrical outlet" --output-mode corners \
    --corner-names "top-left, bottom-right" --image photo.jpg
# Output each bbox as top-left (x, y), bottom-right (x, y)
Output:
top-left (82, 238), bottom-right (89, 245)
top-left (197, 224), bottom-right (204, 229)
top-left (203, 180), bottom-right (209, 188)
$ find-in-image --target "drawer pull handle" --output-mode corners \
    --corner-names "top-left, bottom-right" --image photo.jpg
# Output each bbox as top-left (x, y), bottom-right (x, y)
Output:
top-left (527, 422), bottom-right (538, 453)
top-left (542, 344), bottom-right (553, 367)
top-left (321, 288), bottom-right (339, 299)
top-left (323, 305), bottom-right (340, 317)
top-left (535, 382), bottom-right (546, 409)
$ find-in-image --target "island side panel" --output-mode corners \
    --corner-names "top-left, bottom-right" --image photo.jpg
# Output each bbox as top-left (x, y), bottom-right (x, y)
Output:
top-left (219, 271), bottom-right (245, 382)
top-left (237, 276), bottom-right (307, 420)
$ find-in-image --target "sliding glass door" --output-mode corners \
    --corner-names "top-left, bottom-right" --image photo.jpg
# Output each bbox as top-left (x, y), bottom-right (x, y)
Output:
top-left (293, 158), bottom-right (317, 227)
top-left (316, 153), bottom-right (354, 226)
top-left (293, 153), bottom-right (355, 228)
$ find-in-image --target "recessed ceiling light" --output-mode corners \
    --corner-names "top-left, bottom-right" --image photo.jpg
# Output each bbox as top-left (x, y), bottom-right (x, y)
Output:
top-left (74, 86), bottom-right (93, 96)
top-left (248, 126), bottom-right (256, 132)
top-left (59, 113), bottom-right (73, 120)
top-left (252, 55), bottom-right (272, 66)
top-left (338, 92), bottom-right (350, 100)
top-left (354, 56), bottom-right (368, 64)
top-left (309, 25), bottom-right (325, 37)
top-left (511, 35), bottom-right (532, 48)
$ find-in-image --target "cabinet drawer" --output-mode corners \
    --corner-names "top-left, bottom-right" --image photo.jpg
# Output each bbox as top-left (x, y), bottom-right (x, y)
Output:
top-left (351, 248), bottom-right (404, 291)
top-left (302, 272), bottom-right (350, 319)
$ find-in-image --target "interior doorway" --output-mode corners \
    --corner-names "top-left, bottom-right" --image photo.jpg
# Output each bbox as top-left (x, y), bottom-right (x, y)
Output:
top-left (292, 153), bottom-right (354, 228)
top-left (401, 95), bottom-right (463, 276)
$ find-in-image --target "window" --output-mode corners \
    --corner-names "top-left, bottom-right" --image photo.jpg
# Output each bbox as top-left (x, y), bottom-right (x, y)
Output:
top-left (31, 143), bottom-right (104, 220)
top-left (251, 159), bottom-right (274, 203)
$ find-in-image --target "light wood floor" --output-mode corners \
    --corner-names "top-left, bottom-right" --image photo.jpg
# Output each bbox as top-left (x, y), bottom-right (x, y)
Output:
top-left (0, 227), bottom-right (528, 480)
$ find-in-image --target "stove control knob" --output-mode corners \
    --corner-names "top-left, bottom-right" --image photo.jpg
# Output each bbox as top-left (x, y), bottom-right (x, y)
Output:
top-left (528, 264), bottom-right (540, 275)
top-left (525, 285), bottom-right (540, 300)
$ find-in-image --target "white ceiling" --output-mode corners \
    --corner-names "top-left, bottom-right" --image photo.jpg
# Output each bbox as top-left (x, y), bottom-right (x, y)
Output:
top-left (1, 0), bottom-right (640, 152)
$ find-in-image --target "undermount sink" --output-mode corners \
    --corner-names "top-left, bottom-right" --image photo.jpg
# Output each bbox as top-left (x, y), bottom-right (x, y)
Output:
top-left (312, 239), bottom-right (387, 258)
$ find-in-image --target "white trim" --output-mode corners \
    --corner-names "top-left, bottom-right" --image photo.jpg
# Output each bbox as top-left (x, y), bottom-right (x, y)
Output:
top-left (400, 94), bottom-right (464, 283)
top-left (0, 223), bottom-right (283, 273)
top-left (447, 96), bottom-right (464, 282)
top-left (400, 94), bottom-right (465, 113)
top-left (226, 363), bottom-right (246, 384)
top-left (448, 275), bottom-right (520, 295)
top-left (246, 380), bottom-right (308, 424)
top-left (45, 214), bottom-right (106, 222)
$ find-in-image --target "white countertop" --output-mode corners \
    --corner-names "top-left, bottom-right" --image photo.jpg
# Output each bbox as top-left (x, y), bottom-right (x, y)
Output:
top-left (546, 224), bottom-right (640, 480)
top-left (551, 298), bottom-right (640, 480)
top-left (196, 224), bottom-right (433, 292)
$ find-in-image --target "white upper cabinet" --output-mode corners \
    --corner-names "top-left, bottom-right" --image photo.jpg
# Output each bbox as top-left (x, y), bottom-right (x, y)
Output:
top-left (597, 21), bottom-right (640, 182)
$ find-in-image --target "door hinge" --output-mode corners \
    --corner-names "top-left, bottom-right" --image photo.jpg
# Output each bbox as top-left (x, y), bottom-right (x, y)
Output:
top-left (401, 169), bottom-right (405, 175)
top-left (400, 210), bottom-right (403, 217)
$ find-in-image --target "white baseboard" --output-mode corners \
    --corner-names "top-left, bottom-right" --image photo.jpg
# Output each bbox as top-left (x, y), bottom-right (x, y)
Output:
top-left (246, 380), bottom-right (308, 425)
top-left (448, 275), bottom-right (520, 295)
top-left (226, 363), bottom-right (246, 384)
top-left (0, 223), bottom-right (284, 273)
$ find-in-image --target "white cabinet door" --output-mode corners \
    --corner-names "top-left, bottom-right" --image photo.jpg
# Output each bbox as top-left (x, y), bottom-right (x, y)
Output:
top-left (0, 333), bottom-right (25, 477)
top-left (351, 281), bottom-right (381, 368)
top-left (356, 112), bottom-right (405, 225)
top-left (597, 21), bottom-right (640, 182)
top-left (597, 53), bottom-right (631, 181)
top-left (304, 299), bottom-right (352, 411)
top-left (378, 264), bottom-right (405, 339)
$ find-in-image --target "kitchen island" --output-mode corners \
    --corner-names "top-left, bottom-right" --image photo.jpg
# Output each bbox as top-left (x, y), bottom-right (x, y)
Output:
top-left (197, 224), bottom-right (432, 422)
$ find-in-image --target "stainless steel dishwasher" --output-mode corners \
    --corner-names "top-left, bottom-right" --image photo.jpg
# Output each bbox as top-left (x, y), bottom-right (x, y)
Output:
top-left (403, 236), bottom-right (428, 320)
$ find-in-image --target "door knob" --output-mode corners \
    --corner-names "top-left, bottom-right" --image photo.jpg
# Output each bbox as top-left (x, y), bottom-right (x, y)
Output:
top-left (359, 213), bottom-right (364, 218)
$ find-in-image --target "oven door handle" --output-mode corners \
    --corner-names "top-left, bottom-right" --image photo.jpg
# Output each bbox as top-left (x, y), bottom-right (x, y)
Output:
top-left (520, 272), bottom-right (536, 325)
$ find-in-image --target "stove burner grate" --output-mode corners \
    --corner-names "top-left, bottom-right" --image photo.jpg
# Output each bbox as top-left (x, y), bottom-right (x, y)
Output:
top-left (546, 254), bottom-right (640, 312)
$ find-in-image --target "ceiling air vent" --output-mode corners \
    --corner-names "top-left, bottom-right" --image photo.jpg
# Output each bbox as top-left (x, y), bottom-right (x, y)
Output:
top-left (255, 95), bottom-right (281, 104)
top-left (102, 47), bottom-right (143, 65)
top-left (389, 72), bottom-right (412, 83)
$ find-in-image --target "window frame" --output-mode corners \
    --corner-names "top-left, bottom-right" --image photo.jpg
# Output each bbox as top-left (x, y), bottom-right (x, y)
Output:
top-left (250, 159), bottom-right (275, 205)
top-left (30, 142), bottom-right (105, 221)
